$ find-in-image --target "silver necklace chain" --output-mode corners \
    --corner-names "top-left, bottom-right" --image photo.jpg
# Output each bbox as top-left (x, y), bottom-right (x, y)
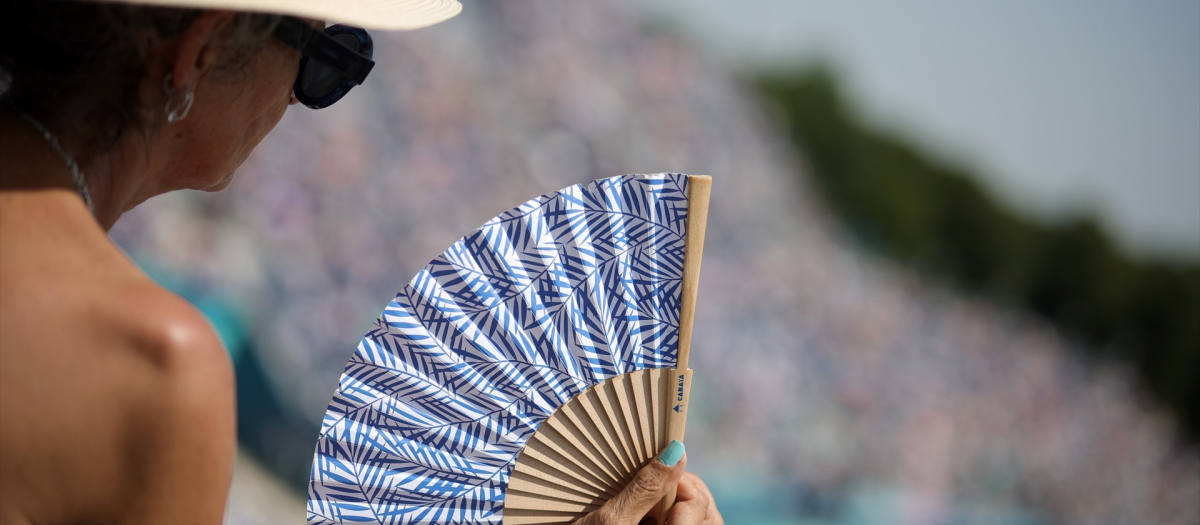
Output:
top-left (13, 109), bottom-right (94, 213)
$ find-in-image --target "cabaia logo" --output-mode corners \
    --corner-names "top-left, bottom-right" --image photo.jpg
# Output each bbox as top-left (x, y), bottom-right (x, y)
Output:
top-left (676, 374), bottom-right (685, 402)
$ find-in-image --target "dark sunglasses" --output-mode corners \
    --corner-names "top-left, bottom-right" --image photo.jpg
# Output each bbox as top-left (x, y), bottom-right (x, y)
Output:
top-left (272, 17), bottom-right (374, 109)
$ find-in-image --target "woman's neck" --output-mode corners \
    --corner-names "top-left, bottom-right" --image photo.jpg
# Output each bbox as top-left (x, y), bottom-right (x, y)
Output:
top-left (0, 110), bottom-right (168, 231)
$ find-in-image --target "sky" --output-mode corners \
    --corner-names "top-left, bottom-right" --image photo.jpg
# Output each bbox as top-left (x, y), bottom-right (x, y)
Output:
top-left (620, 0), bottom-right (1200, 258)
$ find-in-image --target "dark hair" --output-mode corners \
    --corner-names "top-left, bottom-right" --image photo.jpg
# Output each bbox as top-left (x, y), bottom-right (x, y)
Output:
top-left (0, 0), bottom-right (281, 152)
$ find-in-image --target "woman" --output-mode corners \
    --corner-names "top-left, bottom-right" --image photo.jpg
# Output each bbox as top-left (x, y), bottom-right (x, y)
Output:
top-left (0, 1), bottom-right (722, 523)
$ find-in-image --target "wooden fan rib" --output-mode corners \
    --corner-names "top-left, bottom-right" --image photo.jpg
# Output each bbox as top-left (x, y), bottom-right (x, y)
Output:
top-left (657, 369), bottom-right (676, 450)
top-left (628, 369), bottom-right (657, 460)
top-left (508, 448), bottom-right (609, 498)
top-left (520, 433), bottom-right (619, 496)
top-left (575, 390), bottom-right (622, 467)
top-left (503, 508), bottom-right (592, 525)
top-left (503, 488), bottom-right (604, 513)
top-left (506, 469), bottom-right (612, 504)
top-left (577, 389), bottom-right (633, 475)
top-left (508, 460), bottom-right (609, 503)
top-left (528, 423), bottom-right (623, 488)
top-left (560, 400), bottom-right (629, 481)
top-left (548, 406), bottom-right (626, 483)
top-left (614, 373), bottom-right (652, 462)
top-left (642, 370), bottom-right (662, 460)
top-left (585, 385), bottom-right (639, 479)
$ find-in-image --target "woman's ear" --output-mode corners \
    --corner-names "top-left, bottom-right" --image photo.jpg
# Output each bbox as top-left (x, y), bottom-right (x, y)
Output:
top-left (167, 10), bottom-right (236, 91)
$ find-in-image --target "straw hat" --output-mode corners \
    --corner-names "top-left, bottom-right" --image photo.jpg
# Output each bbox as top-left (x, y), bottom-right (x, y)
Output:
top-left (109, 0), bottom-right (462, 30)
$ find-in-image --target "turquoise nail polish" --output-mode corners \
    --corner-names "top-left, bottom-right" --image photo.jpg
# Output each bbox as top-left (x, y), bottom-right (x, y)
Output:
top-left (657, 439), bottom-right (685, 466)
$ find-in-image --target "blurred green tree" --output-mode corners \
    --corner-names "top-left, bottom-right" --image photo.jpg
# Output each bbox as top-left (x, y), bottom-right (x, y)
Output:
top-left (757, 67), bottom-right (1200, 441)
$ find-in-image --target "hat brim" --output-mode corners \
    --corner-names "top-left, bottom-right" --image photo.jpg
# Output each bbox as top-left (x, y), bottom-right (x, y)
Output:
top-left (111, 0), bottom-right (462, 31)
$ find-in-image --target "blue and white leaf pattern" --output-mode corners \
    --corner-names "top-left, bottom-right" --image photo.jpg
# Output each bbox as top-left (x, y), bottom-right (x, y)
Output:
top-left (308, 173), bottom-right (690, 524)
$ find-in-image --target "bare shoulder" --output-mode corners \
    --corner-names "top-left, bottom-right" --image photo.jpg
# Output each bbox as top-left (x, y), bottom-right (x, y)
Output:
top-left (115, 278), bottom-right (233, 379)
top-left (109, 278), bottom-right (235, 434)
top-left (0, 214), bottom-right (235, 524)
top-left (108, 279), bottom-right (237, 524)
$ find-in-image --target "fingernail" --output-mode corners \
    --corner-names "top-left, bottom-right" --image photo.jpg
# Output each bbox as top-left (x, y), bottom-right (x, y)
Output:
top-left (657, 439), bottom-right (685, 466)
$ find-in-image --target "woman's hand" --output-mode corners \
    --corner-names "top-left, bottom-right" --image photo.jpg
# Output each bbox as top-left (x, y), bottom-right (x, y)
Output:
top-left (574, 440), bottom-right (723, 525)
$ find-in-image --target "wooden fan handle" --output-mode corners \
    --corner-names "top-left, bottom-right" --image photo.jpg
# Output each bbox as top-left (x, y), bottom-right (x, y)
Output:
top-left (655, 367), bottom-right (693, 522)
top-left (655, 175), bottom-right (709, 522)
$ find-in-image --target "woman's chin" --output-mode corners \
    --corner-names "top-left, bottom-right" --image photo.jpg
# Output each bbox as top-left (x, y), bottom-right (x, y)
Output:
top-left (193, 171), bottom-right (237, 193)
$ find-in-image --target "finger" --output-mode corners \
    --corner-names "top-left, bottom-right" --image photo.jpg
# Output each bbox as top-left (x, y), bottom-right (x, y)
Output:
top-left (589, 440), bottom-right (687, 524)
top-left (675, 472), bottom-right (703, 502)
top-left (682, 473), bottom-right (721, 524)
top-left (665, 475), bottom-right (709, 525)
top-left (673, 473), bottom-right (709, 507)
top-left (685, 473), bottom-right (714, 507)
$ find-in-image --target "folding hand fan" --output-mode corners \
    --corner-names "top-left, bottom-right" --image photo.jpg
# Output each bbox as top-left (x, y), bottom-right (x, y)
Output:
top-left (308, 173), bottom-right (711, 525)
